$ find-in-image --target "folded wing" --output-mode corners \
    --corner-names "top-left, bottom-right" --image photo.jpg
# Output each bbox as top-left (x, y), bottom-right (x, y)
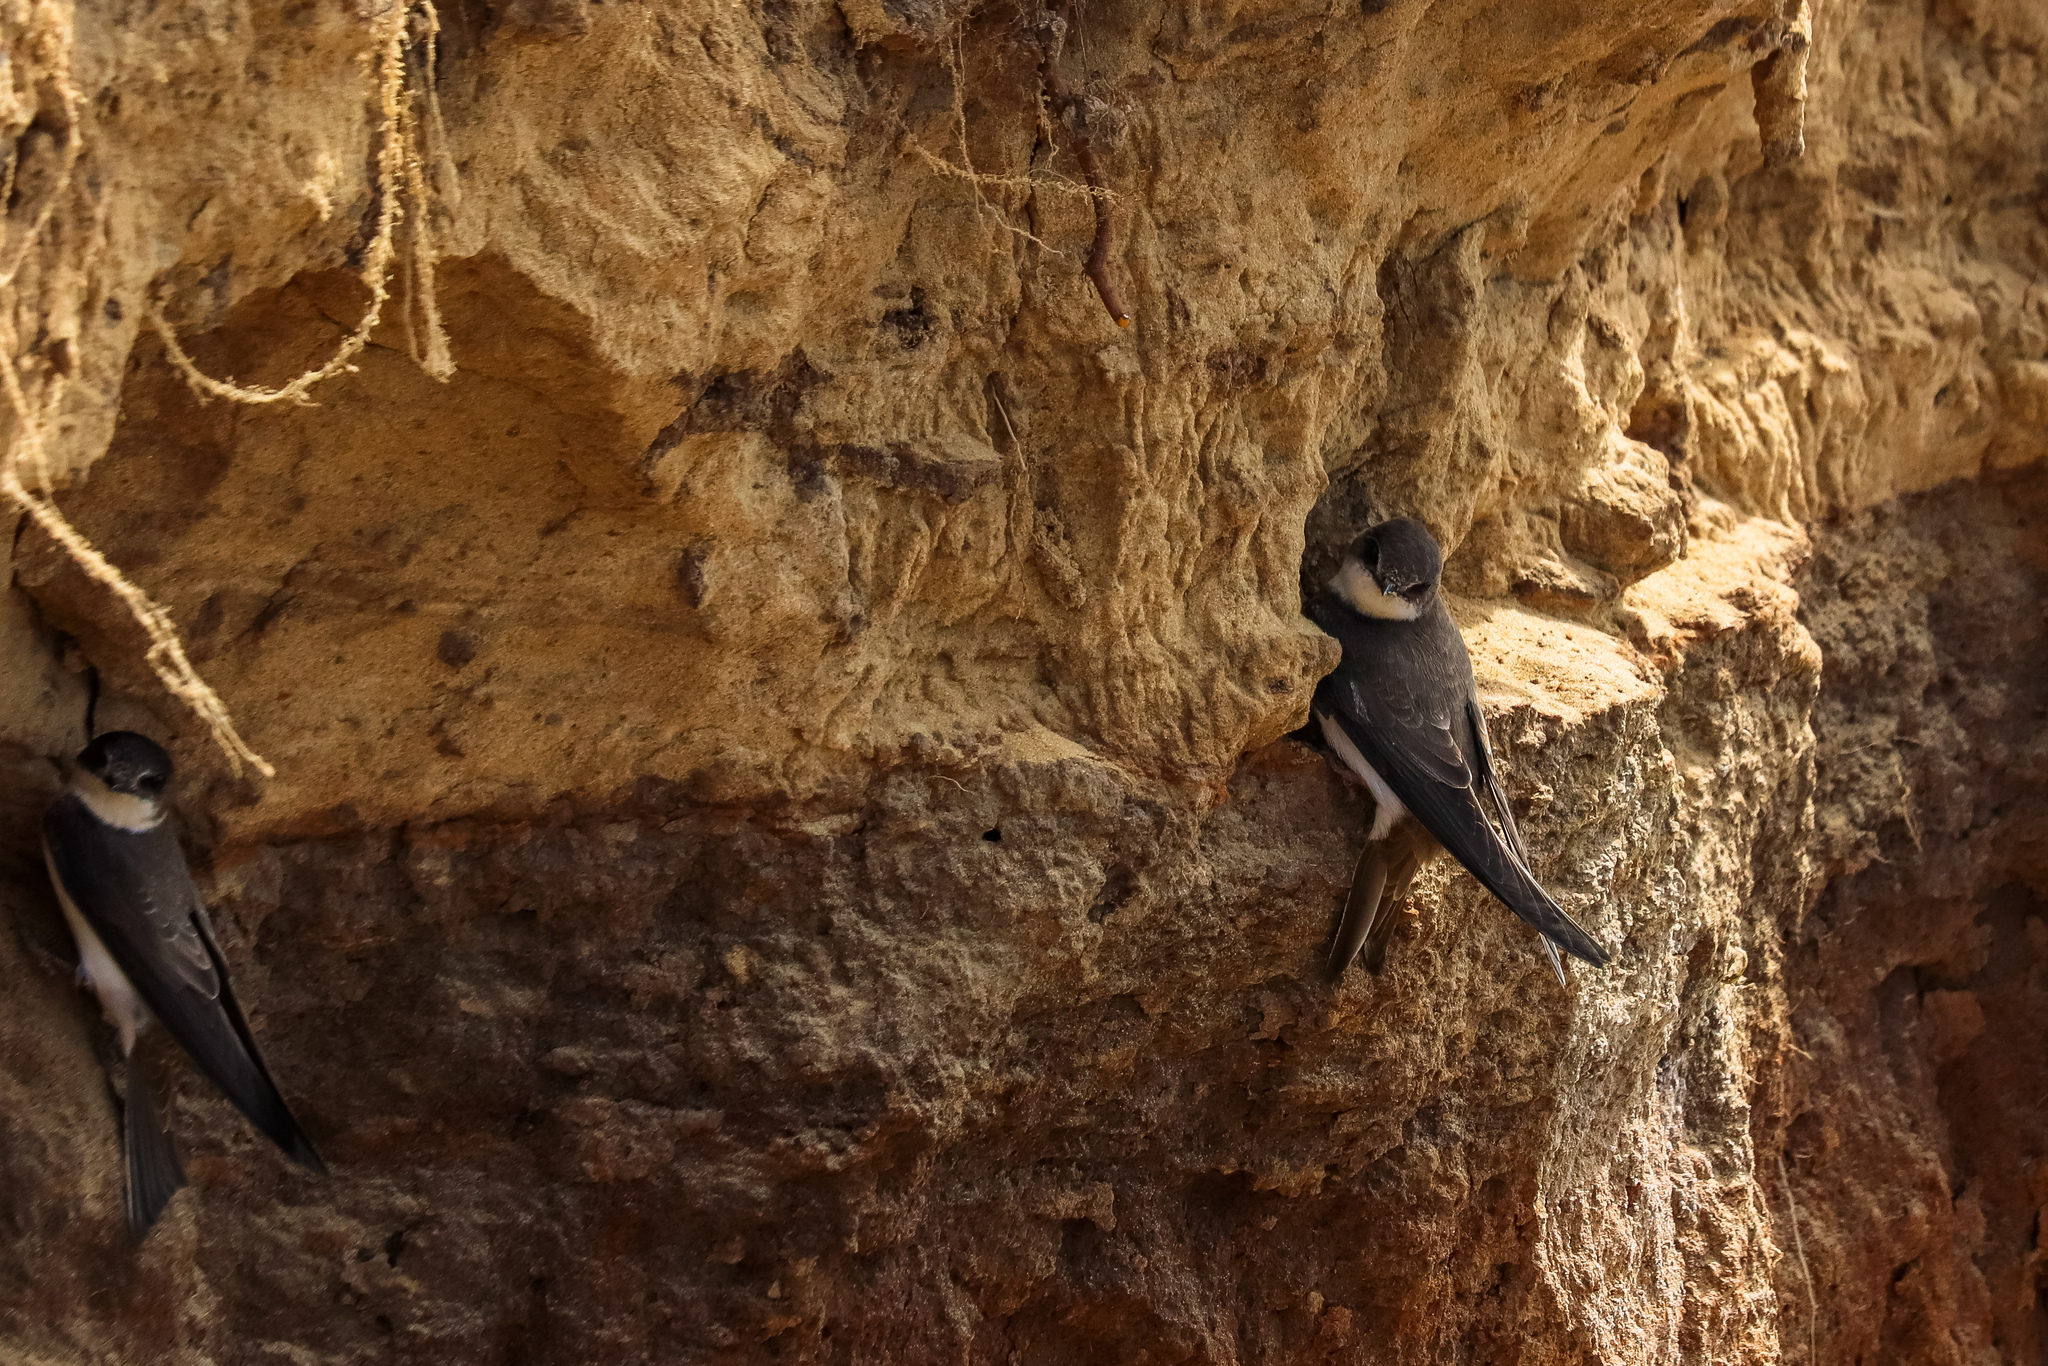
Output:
top-left (44, 796), bottom-right (327, 1171)
top-left (1318, 635), bottom-right (1608, 968)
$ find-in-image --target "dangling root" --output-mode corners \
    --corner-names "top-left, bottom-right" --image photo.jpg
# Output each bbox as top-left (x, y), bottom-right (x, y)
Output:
top-left (148, 0), bottom-right (452, 402)
top-left (2, 302), bottom-right (272, 776)
top-left (908, 27), bottom-right (1067, 255)
top-left (0, 467), bottom-right (275, 778)
top-left (3, 1), bottom-right (451, 777)
top-left (399, 2), bottom-right (454, 380)
top-left (2, 5), bottom-right (270, 771)
top-left (913, 16), bottom-right (1128, 294)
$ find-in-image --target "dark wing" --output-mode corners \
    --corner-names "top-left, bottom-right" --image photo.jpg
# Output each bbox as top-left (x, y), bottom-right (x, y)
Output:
top-left (44, 796), bottom-right (327, 1171)
top-left (1328, 655), bottom-right (1472, 793)
top-left (43, 798), bottom-right (218, 999)
top-left (1466, 696), bottom-right (1537, 872)
top-left (188, 905), bottom-right (325, 1171)
top-left (1311, 603), bottom-right (1608, 968)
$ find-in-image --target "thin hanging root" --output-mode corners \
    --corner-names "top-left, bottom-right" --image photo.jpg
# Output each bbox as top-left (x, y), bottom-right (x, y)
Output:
top-left (1, 0), bottom-right (449, 777)
top-left (0, 315), bottom-right (272, 775)
top-left (906, 141), bottom-right (1064, 254)
top-left (0, 6), bottom-right (266, 774)
top-left (1777, 1151), bottom-right (1818, 1365)
top-left (1036, 4), bottom-right (1131, 328)
top-left (3, 475), bottom-right (275, 778)
top-left (148, 0), bottom-right (451, 402)
top-left (908, 29), bottom-right (1066, 254)
top-left (399, 0), bottom-right (453, 379)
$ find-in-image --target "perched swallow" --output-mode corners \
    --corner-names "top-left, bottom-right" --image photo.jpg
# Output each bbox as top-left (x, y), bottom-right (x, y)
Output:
top-left (42, 731), bottom-right (324, 1236)
top-left (1305, 519), bottom-right (1610, 983)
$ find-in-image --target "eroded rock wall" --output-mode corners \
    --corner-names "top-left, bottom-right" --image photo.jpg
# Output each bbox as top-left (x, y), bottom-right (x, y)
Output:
top-left (0, 0), bottom-right (2043, 1361)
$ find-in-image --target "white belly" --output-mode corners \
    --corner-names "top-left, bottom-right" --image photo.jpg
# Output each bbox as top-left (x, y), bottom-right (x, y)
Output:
top-left (45, 848), bottom-right (153, 1056)
top-left (1318, 712), bottom-right (1409, 841)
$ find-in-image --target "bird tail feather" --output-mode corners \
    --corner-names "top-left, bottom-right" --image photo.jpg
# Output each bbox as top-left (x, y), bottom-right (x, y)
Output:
top-left (123, 1052), bottom-right (187, 1239)
top-left (1327, 843), bottom-right (1390, 981)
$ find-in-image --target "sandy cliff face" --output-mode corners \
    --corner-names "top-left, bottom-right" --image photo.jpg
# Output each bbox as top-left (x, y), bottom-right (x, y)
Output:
top-left (0, 0), bottom-right (2043, 1361)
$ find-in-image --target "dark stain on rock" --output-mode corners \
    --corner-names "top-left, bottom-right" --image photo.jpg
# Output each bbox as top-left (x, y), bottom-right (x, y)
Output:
top-left (1684, 16), bottom-right (1762, 56)
top-left (880, 287), bottom-right (936, 350)
top-left (676, 543), bottom-right (712, 607)
top-left (438, 631), bottom-right (477, 669)
top-left (642, 349), bottom-right (829, 471)
top-left (1089, 865), bottom-right (1137, 923)
top-left (829, 440), bottom-right (999, 505)
top-left (1205, 347), bottom-right (1268, 391)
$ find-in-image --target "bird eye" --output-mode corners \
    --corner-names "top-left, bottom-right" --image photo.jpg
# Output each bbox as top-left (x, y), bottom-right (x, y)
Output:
top-left (1361, 540), bottom-right (1380, 568)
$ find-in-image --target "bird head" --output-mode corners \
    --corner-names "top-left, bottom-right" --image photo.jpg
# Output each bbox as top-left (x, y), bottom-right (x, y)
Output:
top-left (1332, 517), bottom-right (1443, 621)
top-left (76, 731), bottom-right (175, 804)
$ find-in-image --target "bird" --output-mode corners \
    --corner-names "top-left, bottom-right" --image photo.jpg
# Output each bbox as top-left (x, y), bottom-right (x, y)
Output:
top-left (1304, 518), bottom-right (1610, 983)
top-left (41, 731), bottom-right (324, 1237)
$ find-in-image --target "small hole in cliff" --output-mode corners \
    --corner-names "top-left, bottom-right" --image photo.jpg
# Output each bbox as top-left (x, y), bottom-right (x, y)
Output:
top-left (437, 630), bottom-right (476, 669)
top-left (384, 1227), bottom-right (407, 1267)
top-left (983, 828), bottom-right (1001, 843)
top-left (1677, 196), bottom-right (1691, 226)
top-left (1891, 1260), bottom-right (1916, 1285)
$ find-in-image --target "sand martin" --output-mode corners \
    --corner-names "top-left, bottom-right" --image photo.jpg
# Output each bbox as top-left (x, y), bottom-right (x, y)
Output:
top-left (1305, 519), bottom-right (1610, 982)
top-left (42, 731), bottom-right (324, 1236)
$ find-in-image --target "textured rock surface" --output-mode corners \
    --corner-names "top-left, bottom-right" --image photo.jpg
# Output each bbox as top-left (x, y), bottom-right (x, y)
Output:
top-left (0, 0), bottom-right (2043, 1361)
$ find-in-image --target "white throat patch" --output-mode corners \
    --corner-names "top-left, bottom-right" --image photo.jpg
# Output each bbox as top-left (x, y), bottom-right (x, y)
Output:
top-left (1331, 558), bottom-right (1421, 621)
top-left (72, 770), bottom-right (165, 832)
